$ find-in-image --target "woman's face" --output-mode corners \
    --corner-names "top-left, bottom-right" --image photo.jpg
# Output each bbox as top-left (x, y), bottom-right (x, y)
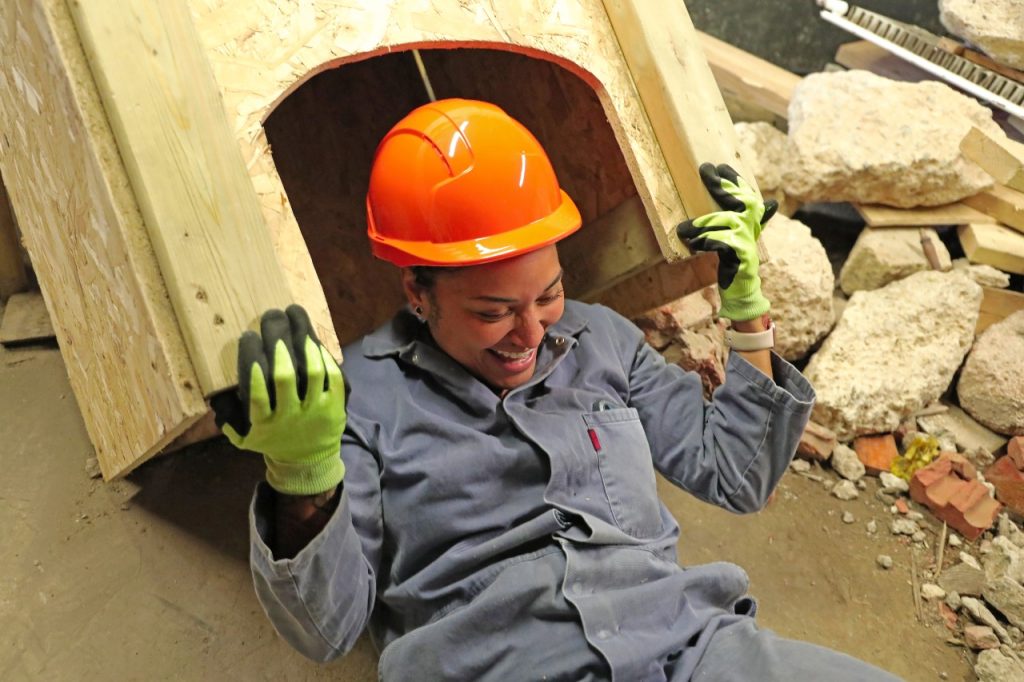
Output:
top-left (404, 245), bottom-right (566, 392)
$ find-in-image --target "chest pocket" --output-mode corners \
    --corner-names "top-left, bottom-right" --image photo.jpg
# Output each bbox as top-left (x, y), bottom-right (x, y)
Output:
top-left (583, 407), bottom-right (663, 537)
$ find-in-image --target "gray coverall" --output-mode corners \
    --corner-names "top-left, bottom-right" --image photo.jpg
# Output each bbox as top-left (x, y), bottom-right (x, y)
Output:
top-left (249, 301), bottom-right (900, 681)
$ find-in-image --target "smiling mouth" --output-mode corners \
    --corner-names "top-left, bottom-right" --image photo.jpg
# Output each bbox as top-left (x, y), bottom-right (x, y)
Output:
top-left (491, 348), bottom-right (535, 360)
top-left (487, 347), bottom-right (537, 371)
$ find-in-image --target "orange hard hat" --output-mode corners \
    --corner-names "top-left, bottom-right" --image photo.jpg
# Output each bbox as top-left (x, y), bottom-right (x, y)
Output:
top-left (366, 99), bottom-right (581, 267)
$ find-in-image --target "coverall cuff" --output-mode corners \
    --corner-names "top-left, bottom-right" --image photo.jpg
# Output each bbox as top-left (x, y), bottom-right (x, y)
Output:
top-left (727, 350), bottom-right (815, 413)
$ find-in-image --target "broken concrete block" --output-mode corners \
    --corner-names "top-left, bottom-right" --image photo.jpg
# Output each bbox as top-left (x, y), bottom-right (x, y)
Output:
top-left (831, 443), bottom-right (865, 481)
top-left (734, 122), bottom-right (790, 208)
top-left (796, 420), bottom-right (836, 461)
top-left (918, 404), bottom-right (1009, 456)
top-left (759, 215), bottom-right (835, 360)
top-left (983, 576), bottom-right (1024, 629)
top-left (986, 456), bottom-right (1024, 517)
top-left (939, 561), bottom-right (987, 596)
top-left (783, 70), bottom-right (998, 207)
top-left (964, 625), bottom-right (1001, 650)
top-left (804, 271), bottom-right (981, 439)
top-left (961, 596), bottom-right (1012, 642)
top-left (921, 583), bottom-right (946, 600)
top-left (879, 471), bottom-right (909, 494)
top-left (951, 258), bottom-right (1011, 289)
top-left (984, 536), bottom-right (1024, 584)
top-left (974, 649), bottom-right (1024, 682)
top-left (839, 227), bottom-right (951, 295)
top-left (854, 434), bottom-right (898, 475)
top-left (831, 479), bottom-right (859, 500)
top-left (939, 0), bottom-right (1024, 71)
top-left (959, 310), bottom-right (1024, 436)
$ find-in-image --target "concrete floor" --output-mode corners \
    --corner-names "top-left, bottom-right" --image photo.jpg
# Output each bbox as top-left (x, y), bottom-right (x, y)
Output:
top-left (0, 340), bottom-right (975, 681)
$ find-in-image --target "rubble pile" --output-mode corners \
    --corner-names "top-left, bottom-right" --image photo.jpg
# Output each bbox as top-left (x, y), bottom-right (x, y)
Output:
top-left (642, 23), bottom-right (1024, 679)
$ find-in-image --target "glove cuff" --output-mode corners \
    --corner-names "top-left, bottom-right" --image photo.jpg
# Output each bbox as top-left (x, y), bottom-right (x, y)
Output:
top-left (718, 282), bottom-right (771, 322)
top-left (264, 446), bottom-right (346, 496)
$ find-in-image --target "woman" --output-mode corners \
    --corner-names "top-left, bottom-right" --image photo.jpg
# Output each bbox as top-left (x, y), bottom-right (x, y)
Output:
top-left (212, 99), bottom-right (898, 680)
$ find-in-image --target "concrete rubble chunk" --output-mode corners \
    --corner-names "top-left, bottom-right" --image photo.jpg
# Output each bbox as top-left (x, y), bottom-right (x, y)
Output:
top-left (974, 649), bottom-right (1024, 682)
top-left (952, 258), bottom-right (1011, 289)
top-left (961, 596), bottom-right (1012, 642)
top-left (804, 271), bottom-right (982, 439)
top-left (734, 122), bottom-right (788, 200)
top-left (958, 311), bottom-right (1024, 436)
top-left (983, 576), bottom-right (1024, 629)
top-left (939, 0), bottom-right (1024, 71)
top-left (879, 472), bottom-right (909, 494)
top-left (832, 479), bottom-right (859, 500)
top-left (839, 227), bottom-right (951, 295)
top-left (892, 518), bottom-right (920, 535)
top-left (831, 444), bottom-right (866, 482)
top-left (783, 70), bottom-right (998, 207)
top-left (939, 561), bottom-right (987, 596)
top-left (922, 583), bottom-right (946, 600)
top-left (999, 514), bottom-right (1024, 549)
top-left (876, 554), bottom-right (893, 569)
top-left (984, 536), bottom-right (1024, 585)
top-left (919, 404), bottom-right (1009, 455)
top-left (759, 215), bottom-right (835, 360)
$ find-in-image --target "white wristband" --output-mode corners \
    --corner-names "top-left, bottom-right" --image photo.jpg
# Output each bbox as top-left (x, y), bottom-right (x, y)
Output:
top-left (725, 322), bottom-right (775, 351)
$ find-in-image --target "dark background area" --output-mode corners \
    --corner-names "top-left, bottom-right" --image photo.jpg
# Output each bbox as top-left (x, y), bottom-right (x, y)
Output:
top-left (687, 0), bottom-right (947, 74)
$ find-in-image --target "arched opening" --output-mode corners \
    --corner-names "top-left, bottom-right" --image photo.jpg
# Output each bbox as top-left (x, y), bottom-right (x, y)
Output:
top-left (265, 47), bottom-right (644, 345)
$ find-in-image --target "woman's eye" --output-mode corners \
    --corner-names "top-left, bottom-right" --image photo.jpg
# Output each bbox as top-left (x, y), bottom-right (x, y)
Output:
top-left (538, 290), bottom-right (564, 305)
top-left (477, 310), bottom-right (510, 322)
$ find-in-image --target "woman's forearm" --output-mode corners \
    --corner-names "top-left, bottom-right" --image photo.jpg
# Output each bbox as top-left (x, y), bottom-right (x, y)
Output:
top-left (730, 317), bottom-right (774, 381)
top-left (273, 486), bottom-right (339, 559)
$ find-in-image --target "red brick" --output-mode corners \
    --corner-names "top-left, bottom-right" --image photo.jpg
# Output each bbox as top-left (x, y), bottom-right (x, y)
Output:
top-left (895, 498), bottom-right (910, 514)
top-left (797, 420), bottom-right (836, 461)
top-left (854, 434), bottom-right (898, 475)
top-left (1008, 436), bottom-right (1024, 470)
top-left (935, 480), bottom-right (1001, 541)
top-left (940, 452), bottom-right (977, 481)
top-left (986, 455), bottom-right (1024, 516)
top-left (912, 459), bottom-right (1001, 540)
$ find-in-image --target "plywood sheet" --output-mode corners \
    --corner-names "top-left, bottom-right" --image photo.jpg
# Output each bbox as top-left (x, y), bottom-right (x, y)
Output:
top-left (855, 202), bottom-right (995, 227)
top-left (0, 0), bottom-right (206, 477)
top-left (962, 186), bottom-right (1024, 232)
top-left (961, 127), bottom-right (1024, 192)
top-left (0, 180), bottom-right (29, 300)
top-left (959, 223), bottom-right (1024, 275)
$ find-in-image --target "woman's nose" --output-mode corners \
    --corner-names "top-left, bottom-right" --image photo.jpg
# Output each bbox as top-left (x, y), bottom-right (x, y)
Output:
top-left (513, 308), bottom-right (546, 348)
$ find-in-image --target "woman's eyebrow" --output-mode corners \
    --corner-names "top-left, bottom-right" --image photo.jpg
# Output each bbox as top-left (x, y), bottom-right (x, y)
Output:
top-left (471, 270), bottom-right (564, 303)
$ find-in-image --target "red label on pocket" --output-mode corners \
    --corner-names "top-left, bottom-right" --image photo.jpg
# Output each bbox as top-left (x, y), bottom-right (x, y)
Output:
top-left (588, 428), bottom-right (602, 452)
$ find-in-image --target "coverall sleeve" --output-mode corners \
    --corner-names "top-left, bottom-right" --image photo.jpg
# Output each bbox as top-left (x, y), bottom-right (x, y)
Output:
top-left (624, 320), bottom-right (815, 513)
top-left (248, 418), bottom-right (383, 662)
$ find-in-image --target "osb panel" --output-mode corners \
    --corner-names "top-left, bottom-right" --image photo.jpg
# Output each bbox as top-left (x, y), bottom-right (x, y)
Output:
top-left (0, 0), bottom-right (206, 478)
top-left (188, 0), bottom-right (688, 332)
top-left (264, 48), bottom-right (642, 344)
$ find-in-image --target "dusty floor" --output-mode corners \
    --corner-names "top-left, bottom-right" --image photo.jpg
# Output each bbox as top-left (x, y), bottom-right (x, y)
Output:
top-left (0, 340), bottom-right (976, 681)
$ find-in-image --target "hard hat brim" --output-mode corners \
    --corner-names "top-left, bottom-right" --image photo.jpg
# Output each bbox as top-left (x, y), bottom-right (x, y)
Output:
top-left (370, 190), bottom-right (582, 268)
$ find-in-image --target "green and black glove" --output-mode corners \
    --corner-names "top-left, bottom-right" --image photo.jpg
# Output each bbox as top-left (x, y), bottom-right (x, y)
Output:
top-left (211, 304), bottom-right (346, 496)
top-left (676, 163), bottom-right (777, 321)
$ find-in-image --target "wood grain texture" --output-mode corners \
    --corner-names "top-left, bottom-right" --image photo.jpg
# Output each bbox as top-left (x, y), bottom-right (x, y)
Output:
top-left (69, 0), bottom-right (294, 394)
top-left (962, 185), bottom-right (1024, 232)
top-left (0, 181), bottom-right (29, 300)
top-left (960, 127), bottom-right (1024, 192)
top-left (0, 0), bottom-right (206, 477)
top-left (855, 202), bottom-right (995, 227)
top-left (976, 286), bottom-right (1024, 335)
top-left (959, 223), bottom-right (1024, 275)
top-left (696, 31), bottom-right (800, 120)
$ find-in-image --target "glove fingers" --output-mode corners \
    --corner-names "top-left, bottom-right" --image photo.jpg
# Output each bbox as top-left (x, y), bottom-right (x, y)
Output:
top-left (260, 309), bottom-right (297, 411)
top-left (321, 344), bottom-right (345, 401)
top-left (237, 330), bottom-right (268, 417)
top-left (716, 164), bottom-right (741, 186)
top-left (210, 390), bottom-right (250, 439)
top-left (677, 217), bottom-right (731, 242)
top-left (692, 238), bottom-right (741, 290)
top-left (302, 337), bottom-right (327, 406)
top-left (699, 163), bottom-right (745, 213)
top-left (761, 199), bottom-right (779, 225)
top-left (285, 304), bottom-right (317, 400)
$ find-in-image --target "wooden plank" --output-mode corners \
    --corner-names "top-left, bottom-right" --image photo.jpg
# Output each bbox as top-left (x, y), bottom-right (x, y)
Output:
top-left (0, 179), bottom-right (29, 300)
top-left (854, 202), bottom-right (995, 227)
top-left (587, 252), bottom-right (719, 320)
top-left (0, 292), bottom-right (54, 345)
top-left (962, 185), bottom-right (1024, 232)
top-left (835, 40), bottom-right (933, 83)
top-left (959, 223), bottom-right (1024, 275)
top-left (961, 127), bottom-right (1024, 193)
top-left (0, 0), bottom-right (206, 478)
top-left (599, 0), bottom-right (767, 262)
top-left (68, 0), bottom-right (293, 395)
top-left (976, 286), bottom-right (1024, 335)
top-left (695, 31), bottom-right (801, 120)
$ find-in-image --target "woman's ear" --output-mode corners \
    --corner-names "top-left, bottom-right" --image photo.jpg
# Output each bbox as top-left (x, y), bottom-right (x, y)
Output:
top-left (401, 268), bottom-right (427, 313)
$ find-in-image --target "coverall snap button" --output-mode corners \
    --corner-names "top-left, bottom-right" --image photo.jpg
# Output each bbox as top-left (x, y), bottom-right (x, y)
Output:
top-left (553, 336), bottom-right (565, 346)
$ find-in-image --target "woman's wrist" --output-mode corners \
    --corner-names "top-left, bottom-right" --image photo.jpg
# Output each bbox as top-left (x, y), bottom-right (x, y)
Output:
top-left (730, 313), bottom-right (770, 333)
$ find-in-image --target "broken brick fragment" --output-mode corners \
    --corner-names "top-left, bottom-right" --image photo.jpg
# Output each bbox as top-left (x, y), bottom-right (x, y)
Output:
top-left (894, 498), bottom-right (910, 514)
top-left (938, 602), bottom-right (958, 631)
top-left (1008, 436), bottom-right (1024, 470)
top-left (853, 433), bottom-right (898, 475)
top-left (986, 455), bottom-right (1024, 516)
top-left (910, 458), bottom-right (1001, 541)
top-left (797, 420), bottom-right (836, 461)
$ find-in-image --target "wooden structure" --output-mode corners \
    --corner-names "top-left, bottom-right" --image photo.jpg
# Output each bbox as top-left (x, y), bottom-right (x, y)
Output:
top-left (0, 0), bottom-right (754, 478)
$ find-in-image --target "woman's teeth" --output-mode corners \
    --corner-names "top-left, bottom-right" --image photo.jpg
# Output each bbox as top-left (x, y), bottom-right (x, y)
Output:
top-left (493, 348), bottom-right (534, 360)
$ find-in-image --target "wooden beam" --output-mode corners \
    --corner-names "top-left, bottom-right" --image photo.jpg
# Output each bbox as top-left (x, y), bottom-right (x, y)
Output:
top-left (587, 252), bottom-right (719, 320)
top-left (599, 0), bottom-right (767, 262)
top-left (0, 0), bottom-right (206, 478)
top-left (68, 0), bottom-right (293, 395)
top-left (0, 180), bottom-right (29, 300)
top-left (695, 31), bottom-right (801, 120)
top-left (960, 127), bottom-right (1024, 193)
top-left (959, 223), bottom-right (1024, 275)
top-left (976, 286), bottom-right (1024, 335)
top-left (835, 40), bottom-right (932, 83)
top-left (854, 202), bottom-right (995, 227)
top-left (961, 185), bottom-right (1024, 233)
